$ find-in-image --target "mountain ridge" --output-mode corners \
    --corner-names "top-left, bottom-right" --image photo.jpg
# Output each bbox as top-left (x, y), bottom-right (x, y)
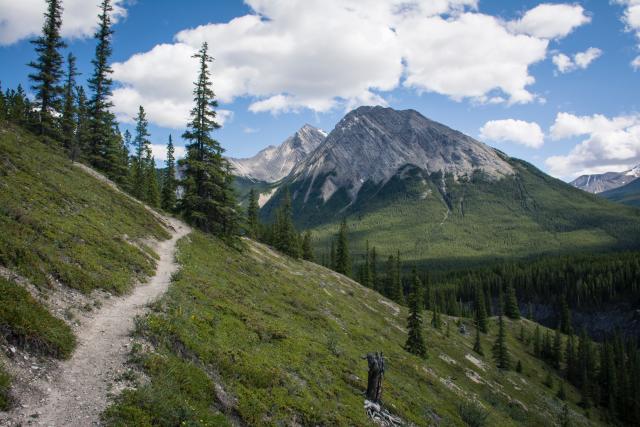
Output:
top-left (228, 124), bottom-right (326, 182)
top-left (570, 165), bottom-right (640, 194)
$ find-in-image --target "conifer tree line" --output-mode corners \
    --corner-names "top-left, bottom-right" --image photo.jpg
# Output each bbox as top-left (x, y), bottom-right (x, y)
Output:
top-left (2, 0), bottom-right (238, 239)
top-left (243, 187), bottom-right (314, 260)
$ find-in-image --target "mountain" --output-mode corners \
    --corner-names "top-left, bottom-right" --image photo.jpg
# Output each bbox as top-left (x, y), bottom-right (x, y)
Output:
top-left (262, 106), bottom-right (640, 268)
top-left (228, 124), bottom-right (326, 182)
top-left (601, 177), bottom-right (640, 207)
top-left (1, 123), bottom-right (609, 427)
top-left (570, 165), bottom-right (640, 193)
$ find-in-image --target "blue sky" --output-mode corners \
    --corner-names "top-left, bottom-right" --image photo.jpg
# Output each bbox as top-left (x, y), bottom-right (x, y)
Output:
top-left (1, 0), bottom-right (639, 181)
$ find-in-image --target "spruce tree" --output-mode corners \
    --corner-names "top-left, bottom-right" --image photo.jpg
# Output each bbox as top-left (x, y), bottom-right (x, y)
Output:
top-left (60, 53), bottom-right (78, 151)
top-left (534, 325), bottom-right (542, 357)
top-left (180, 42), bottom-right (238, 238)
top-left (360, 241), bottom-right (372, 288)
top-left (144, 149), bottom-right (160, 207)
top-left (28, 0), bottom-right (66, 137)
top-left (161, 135), bottom-right (177, 212)
top-left (246, 188), bottom-right (260, 239)
top-left (473, 324), bottom-right (484, 355)
top-left (330, 241), bottom-right (336, 270)
top-left (475, 286), bottom-right (488, 333)
top-left (273, 189), bottom-right (299, 257)
top-left (131, 106), bottom-right (151, 200)
top-left (88, 0), bottom-right (117, 172)
top-left (302, 231), bottom-right (314, 261)
top-left (405, 268), bottom-right (427, 358)
top-left (560, 295), bottom-right (573, 335)
top-left (394, 250), bottom-right (404, 304)
top-left (492, 315), bottom-right (510, 370)
top-left (557, 381), bottom-right (567, 401)
top-left (370, 246), bottom-right (378, 292)
top-left (71, 86), bottom-right (89, 161)
top-left (553, 328), bottom-right (563, 369)
top-left (335, 218), bottom-right (351, 276)
top-left (431, 305), bottom-right (442, 329)
top-left (504, 283), bottom-right (520, 319)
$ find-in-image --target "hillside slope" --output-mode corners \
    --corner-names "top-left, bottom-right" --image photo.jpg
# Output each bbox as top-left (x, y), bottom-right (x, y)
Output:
top-left (0, 123), bottom-right (174, 418)
top-left (601, 178), bottom-right (640, 207)
top-left (0, 124), bottom-right (170, 293)
top-left (306, 158), bottom-right (640, 269)
top-left (104, 232), bottom-right (604, 426)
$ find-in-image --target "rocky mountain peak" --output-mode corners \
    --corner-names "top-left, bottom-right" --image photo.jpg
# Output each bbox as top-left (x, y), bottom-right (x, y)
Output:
top-left (228, 124), bottom-right (326, 182)
top-left (289, 106), bottom-right (514, 203)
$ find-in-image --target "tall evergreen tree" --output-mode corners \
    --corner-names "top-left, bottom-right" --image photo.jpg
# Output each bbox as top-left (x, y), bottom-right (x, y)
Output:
top-left (560, 295), bottom-right (573, 335)
top-left (71, 86), bottom-right (89, 161)
top-left (395, 250), bottom-right (404, 304)
top-left (245, 188), bottom-right (260, 239)
top-left (405, 268), bottom-right (427, 358)
top-left (492, 315), bottom-right (510, 370)
top-left (360, 241), bottom-right (372, 288)
top-left (475, 286), bottom-right (488, 333)
top-left (553, 328), bottom-right (563, 369)
top-left (370, 246), bottom-right (379, 292)
top-left (330, 241), bottom-right (336, 270)
top-left (144, 148), bottom-right (160, 207)
top-left (273, 189), bottom-right (299, 257)
top-left (473, 323), bottom-right (484, 355)
top-left (302, 231), bottom-right (314, 261)
top-left (335, 218), bottom-right (351, 276)
top-left (161, 135), bottom-right (178, 212)
top-left (131, 106), bottom-right (151, 200)
top-left (88, 0), bottom-right (117, 172)
top-left (60, 53), bottom-right (78, 151)
top-left (431, 305), bottom-right (442, 329)
top-left (180, 42), bottom-right (238, 238)
top-left (504, 283), bottom-right (520, 319)
top-left (28, 0), bottom-right (66, 137)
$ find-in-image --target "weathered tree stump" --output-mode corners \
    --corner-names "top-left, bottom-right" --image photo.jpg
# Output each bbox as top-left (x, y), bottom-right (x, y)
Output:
top-left (364, 352), bottom-right (385, 403)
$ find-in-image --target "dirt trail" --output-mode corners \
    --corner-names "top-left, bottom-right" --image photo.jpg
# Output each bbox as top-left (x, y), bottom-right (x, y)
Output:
top-left (2, 216), bottom-right (189, 426)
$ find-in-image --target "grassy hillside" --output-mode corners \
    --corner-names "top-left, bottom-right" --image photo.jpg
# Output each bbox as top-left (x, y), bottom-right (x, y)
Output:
top-left (601, 178), bottom-right (640, 207)
top-left (104, 232), bottom-right (604, 426)
top-left (0, 124), bottom-right (170, 294)
top-left (0, 123), bottom-right (171, 412)
top-left (302, 160), bottom-right (640, 269)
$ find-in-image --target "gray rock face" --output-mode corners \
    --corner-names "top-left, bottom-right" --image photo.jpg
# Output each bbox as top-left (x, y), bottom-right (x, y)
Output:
top-left (570, 165), bottom-right (640, 194)
top-left (229, 124), bottom-right (326, 182)
top-left (288, 106), bottom-right (514, 203)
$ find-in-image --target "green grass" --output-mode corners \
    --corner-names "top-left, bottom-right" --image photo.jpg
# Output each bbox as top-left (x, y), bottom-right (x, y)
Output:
top-left (105, 232), bottom-right (606, 426)
top-left (0, 277), bottom-right (76, 359)
top-left (0, 124), bottom-right (170, 294)
top-left (305, 161), bottom-right (640, 269)
top-left (0, 364), bottom-right (9, 411)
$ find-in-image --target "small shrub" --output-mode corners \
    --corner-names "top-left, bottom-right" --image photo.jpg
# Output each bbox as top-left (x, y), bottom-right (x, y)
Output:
top-left (0, 278), bottom-right (76, 359)
top-left (458, 400), bottom-right (488, 427)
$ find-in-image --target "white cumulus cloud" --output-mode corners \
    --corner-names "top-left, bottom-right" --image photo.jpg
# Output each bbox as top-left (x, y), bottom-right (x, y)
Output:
top-left (616, 0), bottom-right (640, 68)
top-left (546, 112), bottom-right (640, 179)
top-left (552, 47), bottom-right (602, 74)
top-left (480, 119), bottom-right (545, 148)
top-left (0, 0), bottom-right (128, 45)
top-left (151, 143), bottom-right (186, 163)
top-left (508, 3), bottom-right (590, 39)
top-left (110, 0), bottom-right (591, 126)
